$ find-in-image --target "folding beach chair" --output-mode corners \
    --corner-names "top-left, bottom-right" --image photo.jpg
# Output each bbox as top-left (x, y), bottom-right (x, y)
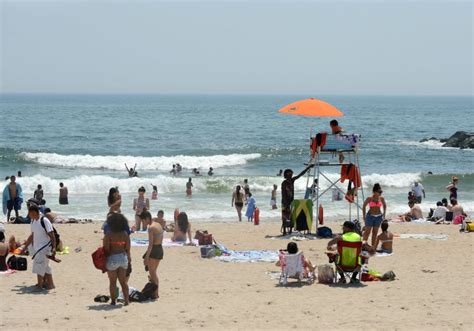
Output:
top-left (278, 251), bottom-right (314, 285)
top-left (333, 240), bottom-right (366, 283)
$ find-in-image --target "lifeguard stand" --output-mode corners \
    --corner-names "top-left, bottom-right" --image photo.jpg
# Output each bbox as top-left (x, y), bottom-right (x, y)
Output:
top-left (305, 132), bottom-right (364, 232)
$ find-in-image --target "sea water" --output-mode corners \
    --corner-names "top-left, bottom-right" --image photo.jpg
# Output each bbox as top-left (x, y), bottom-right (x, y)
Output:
top-left (1, 94), bottom-right (473, 222)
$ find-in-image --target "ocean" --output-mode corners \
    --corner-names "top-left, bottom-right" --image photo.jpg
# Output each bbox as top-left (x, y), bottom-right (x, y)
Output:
top-left (1, 94), bottom-right (473, 222)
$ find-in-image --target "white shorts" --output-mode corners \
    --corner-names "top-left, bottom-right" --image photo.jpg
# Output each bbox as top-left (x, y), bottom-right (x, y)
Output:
top-left (33, 251), bottom-right (52, 276)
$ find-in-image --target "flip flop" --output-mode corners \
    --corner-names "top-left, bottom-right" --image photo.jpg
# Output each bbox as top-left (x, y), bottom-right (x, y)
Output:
top-left (94, 295), bottom-right (110, 303)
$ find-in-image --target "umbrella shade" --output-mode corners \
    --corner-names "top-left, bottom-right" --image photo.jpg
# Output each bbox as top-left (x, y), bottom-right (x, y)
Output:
top-left (278, 98), bottom-right (344, 117)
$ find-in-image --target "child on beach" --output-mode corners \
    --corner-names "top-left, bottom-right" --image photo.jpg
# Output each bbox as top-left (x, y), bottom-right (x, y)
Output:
top-left (375, 221), bottom-right (393, 254)
top-left (246, 193), bottom-right (256, 222)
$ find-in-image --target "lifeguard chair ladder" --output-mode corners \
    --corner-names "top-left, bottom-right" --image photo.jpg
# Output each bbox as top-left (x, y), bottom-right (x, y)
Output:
top-left (304, 132), bottom-right (365, 233)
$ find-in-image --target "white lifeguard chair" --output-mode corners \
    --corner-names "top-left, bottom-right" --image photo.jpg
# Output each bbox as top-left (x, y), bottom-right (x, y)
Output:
top-left (304, 132), bottom-right (365, 232)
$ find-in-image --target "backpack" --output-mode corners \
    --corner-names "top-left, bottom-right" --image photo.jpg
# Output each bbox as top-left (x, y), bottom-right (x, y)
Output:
top-left (130, 290), bottom-right (148, 302)
top-left (194, 230), bottom-right (213, 245)
top-left (91, 247), bottom-right (107, 273)
top-left (40, 216), bottom-right (60, 248)
top-left (7, 255), bottom-right (27, 271)
top-left (316, 226), bottom-right (333, 238)
top-left (141, 282), bottom-right (158, 300)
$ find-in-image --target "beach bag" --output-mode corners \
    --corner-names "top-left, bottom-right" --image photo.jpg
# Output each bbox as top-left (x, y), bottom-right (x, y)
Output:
top-left (194, 230), bottom-right (213, 245)
top-left (317, 264), bottom-right (334, 284)
top-left (316, 226), bottom-right (333, 238)
top-left (40, 216), bottom-right (60, 248)
top-left (7, 255), bottom-right (27, 271)
top-left (465, 222), bottom-right (474, 232)
top-left (91, 247), bottom-right (107, 273)
top-left (130, 290), bottom-right (148, 302)
top-left (200, 245), bottom-right (216, 258)
top-left (141, 282), bottom-right (158, 300)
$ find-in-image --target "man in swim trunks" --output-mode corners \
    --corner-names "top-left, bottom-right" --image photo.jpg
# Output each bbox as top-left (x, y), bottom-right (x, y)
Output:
top-left (281, 165), bottom-right (314, 235)
top-left (4, 176), bottom-right (23, 222)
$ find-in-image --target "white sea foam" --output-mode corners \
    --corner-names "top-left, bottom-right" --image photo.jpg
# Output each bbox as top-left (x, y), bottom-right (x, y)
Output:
top-left (6, 171), bottom-right (423, 197)
top-left (20, 152), bottom-right (262, 171)
top-left (398, 140), bottom-right (469, 151)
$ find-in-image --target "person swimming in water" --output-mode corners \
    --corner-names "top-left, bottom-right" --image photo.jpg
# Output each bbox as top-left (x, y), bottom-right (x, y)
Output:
top-left (125, 163), bottom-right (138, 177)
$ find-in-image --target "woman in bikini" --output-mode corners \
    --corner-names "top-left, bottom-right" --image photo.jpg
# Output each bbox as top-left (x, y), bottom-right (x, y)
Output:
top-left (133, 186), bottom-right (150, 231)
top-left (107, 187), bottom-right (122, 214)
top-left (375, 221), bottom-right (393, 254)
top-left (172, 212), bottom-right (194, 245)
top-left (141, 211), bottom-right (163, 299)
top-left (362, 183), bottom-right (387, 247)
top-left (231, 185), bottom-right (244, 222)
top-left (103, 213), bottom-right (131, 306)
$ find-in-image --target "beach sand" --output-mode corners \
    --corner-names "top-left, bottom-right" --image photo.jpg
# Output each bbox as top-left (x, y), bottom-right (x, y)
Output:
top-left (0, 220), bottom-right (472, 330)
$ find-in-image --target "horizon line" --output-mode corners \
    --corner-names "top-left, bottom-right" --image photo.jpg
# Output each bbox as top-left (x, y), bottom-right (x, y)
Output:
top-left (1, 92), bottom-right (473, 98)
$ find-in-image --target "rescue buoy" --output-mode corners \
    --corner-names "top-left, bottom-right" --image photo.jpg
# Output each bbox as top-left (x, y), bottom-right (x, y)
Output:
top-left (318, 204), bottom-right (324, 225)
top-left (253, 207), bottom-right (260, 225)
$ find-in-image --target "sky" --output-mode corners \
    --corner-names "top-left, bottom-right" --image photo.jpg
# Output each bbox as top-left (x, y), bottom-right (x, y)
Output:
top-left (0, 0), bottom-right (472, 95)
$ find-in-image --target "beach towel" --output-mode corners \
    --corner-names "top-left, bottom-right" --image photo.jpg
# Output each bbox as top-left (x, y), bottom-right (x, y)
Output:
top-left (375, 252), bottom-right (393, 257)
top-left (215, 250), bottom-right (279, 263)
top-left (265, 232), bottom-right (320, 241)
top-left (245, 196), bottom-right (256, 219)
top-left (0, 269), bottom-right (16, 276)
top-left (400, 234), bottom-right (448, 240)
top-left (291, 199), bottom-right (313, 232)
top-left (131, 237), bottom-right (198, 247)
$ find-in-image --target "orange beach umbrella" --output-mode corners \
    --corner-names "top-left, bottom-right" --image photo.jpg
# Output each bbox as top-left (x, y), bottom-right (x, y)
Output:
top-left (278, 98), bottom-right (344, 117)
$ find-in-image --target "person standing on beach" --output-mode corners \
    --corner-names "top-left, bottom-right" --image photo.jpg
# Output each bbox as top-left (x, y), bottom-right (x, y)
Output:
top-left (22, 205), bottom-right (56, 290)
top-left (411, 181), bottom-right (425, 203)
top-left (133, 186), bottom-right (150, 231)
top-left (231, 185), bottom-right (244, 222)
top-left (245, 193), bottom-right (256, 222)
top-left (59, 182), bottom-right (68, 205)
top-left (270, 185), bottom-right (278, 210)
top-left (281, 165), bottom-right (314, 235)
top-left (103, 213), bottom-right (130, 306)
top-left (141, 211), bottom-right (163, 299)
top-left (362, 183), bottom-right (386, 247)
top-left (446, 176), bottom-right (458, 200)
top-left (3, 175), bottom-right (23, 222)
top-left (186, 178), bottom-right (193, 197)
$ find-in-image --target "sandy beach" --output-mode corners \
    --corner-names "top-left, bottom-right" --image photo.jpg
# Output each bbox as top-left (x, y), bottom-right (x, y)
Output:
top-left (1, 220), bottom-right (472, 330)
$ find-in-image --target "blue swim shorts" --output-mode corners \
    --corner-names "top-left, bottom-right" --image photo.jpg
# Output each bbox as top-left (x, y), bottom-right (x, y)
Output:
top-left (365, 213), bottom-right (383, 228)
